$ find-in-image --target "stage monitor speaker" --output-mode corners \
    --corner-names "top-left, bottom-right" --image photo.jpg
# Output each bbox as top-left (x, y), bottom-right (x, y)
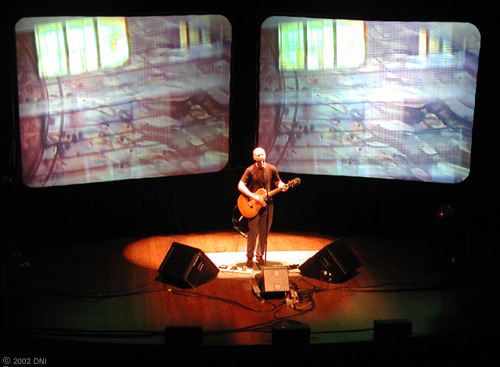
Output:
top-left (259, 266), bottom-right (290, 299)
top-left (299, 239), bottom-right (361, 283)
top-left (157, 242), bottom-right (219, 288)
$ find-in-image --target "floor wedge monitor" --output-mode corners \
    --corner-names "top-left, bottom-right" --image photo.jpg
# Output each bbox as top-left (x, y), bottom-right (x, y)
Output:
top-left (157, 242), bottom-right (219, 288)
top-left (299, 239), bottom-right (361, 283)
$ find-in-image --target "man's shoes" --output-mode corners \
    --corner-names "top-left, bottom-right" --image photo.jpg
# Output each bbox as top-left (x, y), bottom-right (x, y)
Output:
top-left (246, 257), bottom-right (265, 267)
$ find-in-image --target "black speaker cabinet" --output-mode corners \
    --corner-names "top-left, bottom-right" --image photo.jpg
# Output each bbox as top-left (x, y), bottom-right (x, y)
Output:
top-left (299, 239), bottom-right (361, 283)
top-left (259, 266), bottom-right (290, 299)
top-left (157, 242), bottom-right (219, 288)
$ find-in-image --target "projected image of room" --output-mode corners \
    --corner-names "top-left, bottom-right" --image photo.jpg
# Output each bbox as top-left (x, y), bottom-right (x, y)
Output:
top-left (259, 17), bottom-right (479, 183)
top-left (16, 15), bottom-right (231, 187)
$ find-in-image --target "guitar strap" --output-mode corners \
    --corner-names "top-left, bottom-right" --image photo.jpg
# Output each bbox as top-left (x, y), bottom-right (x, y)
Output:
top-left (263, 166), bottom-right (267, 195)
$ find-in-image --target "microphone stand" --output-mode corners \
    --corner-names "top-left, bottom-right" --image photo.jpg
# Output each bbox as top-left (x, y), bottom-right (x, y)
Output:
top-left (263, 193), bottom-right (269, 267)
top-left (263, 166), bottom-right (268, 267)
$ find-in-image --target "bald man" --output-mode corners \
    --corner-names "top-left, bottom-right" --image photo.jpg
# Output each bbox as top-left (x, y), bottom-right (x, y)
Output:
top-left (238, 147), bottom-right (287, 267)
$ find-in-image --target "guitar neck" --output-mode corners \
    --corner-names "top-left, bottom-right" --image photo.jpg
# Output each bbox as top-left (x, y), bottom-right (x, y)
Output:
top-left (261, 178), bottom-right (300, 199)
top-left (266, 186), bottom-right (283, 199)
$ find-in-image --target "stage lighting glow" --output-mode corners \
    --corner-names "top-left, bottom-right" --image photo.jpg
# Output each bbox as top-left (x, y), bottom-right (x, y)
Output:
top-left (16, 15), bottom-right (231, 187)
top-left (260, 17), bottom-right (480, 183)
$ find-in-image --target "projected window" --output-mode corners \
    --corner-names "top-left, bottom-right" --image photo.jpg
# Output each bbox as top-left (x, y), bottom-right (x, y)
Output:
top-left (278, 19), bottom-right (365, 71)
top-left (35, 17), bottom-right (129, 78)
top-left (16, 15), bottom-right (231, 187)
top-left (260, 17), bottom-right (480, 183)
top-left (66, 18), bottom-right (99, 75)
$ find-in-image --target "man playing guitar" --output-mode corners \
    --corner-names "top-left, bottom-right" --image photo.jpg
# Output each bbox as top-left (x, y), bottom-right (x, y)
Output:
top-left (238, 147), bottom-right (288, 267)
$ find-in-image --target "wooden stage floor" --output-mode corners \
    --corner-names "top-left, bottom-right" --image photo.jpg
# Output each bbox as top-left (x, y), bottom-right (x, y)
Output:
top-left (3, 231), bottom-right (499, 364)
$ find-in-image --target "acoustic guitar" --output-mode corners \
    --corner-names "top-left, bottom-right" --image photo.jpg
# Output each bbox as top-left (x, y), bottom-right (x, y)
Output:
top-left (237, 177), bottom-right (301, 218)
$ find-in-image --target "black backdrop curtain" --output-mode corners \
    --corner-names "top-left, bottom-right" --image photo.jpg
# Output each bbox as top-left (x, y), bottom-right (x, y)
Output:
top-left (3, 167), bottom-right (477, 249)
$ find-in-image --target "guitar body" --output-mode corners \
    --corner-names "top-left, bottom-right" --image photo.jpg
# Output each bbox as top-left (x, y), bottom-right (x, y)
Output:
top-left (237, 188), bottom-right (267, 219)
top-left (237, 177), bottom-right (301, 219)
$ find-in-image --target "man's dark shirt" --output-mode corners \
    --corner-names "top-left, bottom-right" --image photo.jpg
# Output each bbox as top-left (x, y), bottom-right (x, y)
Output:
top-left (240, 163), bottom-right (281, 202)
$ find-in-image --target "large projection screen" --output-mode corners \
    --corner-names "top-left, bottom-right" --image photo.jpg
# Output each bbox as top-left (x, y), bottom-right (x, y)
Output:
top-left (16, 15), bottom-right (231, 187)
top-left (259, 17), bottom-right (480, 183)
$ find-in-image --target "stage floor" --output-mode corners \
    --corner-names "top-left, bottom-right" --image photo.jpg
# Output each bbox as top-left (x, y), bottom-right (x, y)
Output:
top-left (3, 231), bottom-right (499, 363)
